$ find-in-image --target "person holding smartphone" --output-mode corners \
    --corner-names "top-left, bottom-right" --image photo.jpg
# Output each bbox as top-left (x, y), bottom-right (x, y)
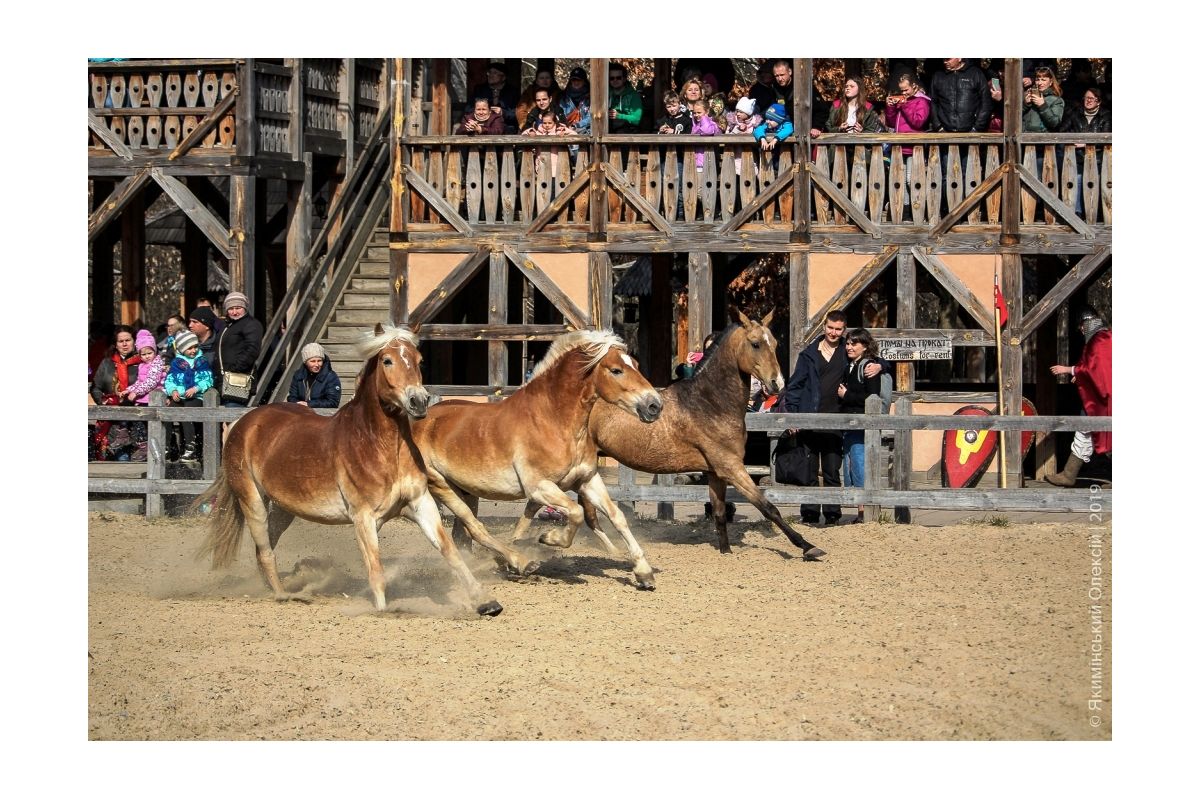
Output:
top-left (1022, 66), bottom-right (1064, 131)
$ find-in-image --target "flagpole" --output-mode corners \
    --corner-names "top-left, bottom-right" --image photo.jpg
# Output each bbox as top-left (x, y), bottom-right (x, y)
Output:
top-left (995, 271), bottom-right (1007, 489)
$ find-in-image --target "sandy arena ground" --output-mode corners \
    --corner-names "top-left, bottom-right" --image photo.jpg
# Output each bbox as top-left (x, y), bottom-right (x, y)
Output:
top-left (88, 508), bottom-right (1111, 740)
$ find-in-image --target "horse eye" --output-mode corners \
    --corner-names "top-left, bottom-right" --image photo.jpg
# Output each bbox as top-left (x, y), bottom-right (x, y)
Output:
top-left (383, 357), bottom-right (393, 366)
top-left (751, 340), bottom-right (761, 349)
top-left (610, 367), bottom-right (624, 376)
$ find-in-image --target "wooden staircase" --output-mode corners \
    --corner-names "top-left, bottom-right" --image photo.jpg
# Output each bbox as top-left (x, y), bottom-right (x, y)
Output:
top-left (309, 225), bottom-right (393, 405)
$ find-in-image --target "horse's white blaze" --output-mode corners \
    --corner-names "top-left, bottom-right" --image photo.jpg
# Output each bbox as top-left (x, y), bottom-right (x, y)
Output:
top-left (398, 348), bottom-right (412, 369)
top-left (621, 353), bottom-right (634, 368)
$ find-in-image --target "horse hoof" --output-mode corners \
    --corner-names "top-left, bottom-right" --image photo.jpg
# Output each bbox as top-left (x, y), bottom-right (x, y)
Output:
top-left (275, 593), bottom-right (312, 604)
top-left (476, 600), bottom-right (503, 617)
top-left (521, 559), bottom-right (542, 576)
top-left (538, 532), bottom-right (567, 548)
top-left (719, 545), bottom-right (733, 555)
top-left (803, 546), bottom-right (827, 561)
top-left (634, 573), bottom-right (656, 591)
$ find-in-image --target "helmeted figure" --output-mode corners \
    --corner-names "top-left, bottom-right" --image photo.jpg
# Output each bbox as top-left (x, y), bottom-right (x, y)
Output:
top-left (1047, 306), bottom-right (1111, 486)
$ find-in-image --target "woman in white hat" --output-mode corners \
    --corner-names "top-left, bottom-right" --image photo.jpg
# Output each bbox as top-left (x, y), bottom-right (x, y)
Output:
top-left (286, 342), bottom-right (342, 408)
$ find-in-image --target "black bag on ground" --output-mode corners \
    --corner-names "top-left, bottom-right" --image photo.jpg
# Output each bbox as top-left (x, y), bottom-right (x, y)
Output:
top-left (773, 434), bottom-right (811, 486)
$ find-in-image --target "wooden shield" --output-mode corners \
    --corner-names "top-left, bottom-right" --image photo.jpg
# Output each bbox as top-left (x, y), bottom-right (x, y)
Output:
top-left (1020, 397), bottom-right (1038, 458)
top-left (942, 405), bottom-right (998, 488)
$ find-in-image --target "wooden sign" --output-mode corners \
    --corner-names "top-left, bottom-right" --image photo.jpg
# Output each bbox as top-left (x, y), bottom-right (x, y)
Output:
top-left (877, 336), bottom-right (952, 361)
top-left (941, 405), bottom-right (997, 488)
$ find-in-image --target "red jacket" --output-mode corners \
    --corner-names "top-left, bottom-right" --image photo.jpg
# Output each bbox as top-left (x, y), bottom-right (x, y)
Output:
top-left (1074, 329), bottom-right (1112, 454)
top-left (455, 110), bottom-right (505, 136)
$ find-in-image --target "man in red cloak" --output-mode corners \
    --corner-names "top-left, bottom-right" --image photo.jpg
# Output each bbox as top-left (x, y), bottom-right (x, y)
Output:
top-left (1047, 305), bottom-right (1111, 486)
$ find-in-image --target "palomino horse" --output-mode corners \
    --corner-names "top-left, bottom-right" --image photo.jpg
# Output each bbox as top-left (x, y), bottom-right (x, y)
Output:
top-left (410, 330), bottom-right (664, 589)
top-left (581, 310), bottom-right (827, 558)
top-left (196, 323), bottom-right (531, 617)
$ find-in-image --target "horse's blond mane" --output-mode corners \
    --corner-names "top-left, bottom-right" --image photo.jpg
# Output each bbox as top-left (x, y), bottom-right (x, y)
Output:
top-left (356, 324), bottom-right (420, 360)
top-left (529, 329), bottom-right (626, 381)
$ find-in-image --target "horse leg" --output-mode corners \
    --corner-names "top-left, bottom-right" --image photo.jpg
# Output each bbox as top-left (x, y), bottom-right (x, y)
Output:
top-left (408, 491), bottom-right (502, 617)
top-left (350, 512), bottom-right (390, 612)
top-left (267, 502), bottom-right (295, 550)
top-left (511, 499), bottom-right (541, 544)
top-left (707, 476), bottom-right (732, 554)
top-left (450, 491), bottom-right (476, 551)
top-left (576, 473), bottom-right (655, 590)
top-left (238, 488), bottom-right (306, 603)
top-left (721, 466), bottom-right (827, 560)
top-left (427, 481), bottom-right (540, 576)
top-left (577, 494), bottom-right (621, 556)
top-left (530, 482), bottom-right (585, 550)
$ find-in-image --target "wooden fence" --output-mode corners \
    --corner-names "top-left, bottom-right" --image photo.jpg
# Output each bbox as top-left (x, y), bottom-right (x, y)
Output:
top-left (88, 393), bottom-right (1112, 519)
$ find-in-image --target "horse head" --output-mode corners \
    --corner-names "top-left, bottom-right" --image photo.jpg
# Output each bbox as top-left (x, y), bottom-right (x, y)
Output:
top-left (363, 322), bottom-right (430, 419)
top-left (592, 344), bottom-right (663, 423)
top-left (733, 308), bottom-right (785, 395)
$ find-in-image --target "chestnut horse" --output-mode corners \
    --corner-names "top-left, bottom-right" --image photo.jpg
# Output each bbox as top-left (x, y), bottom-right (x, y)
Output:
top-left (411, 330), bottom-right (665, 589)
top-left (581, 310), bottom-right (827, 558)
top-left (196, 323), bottom-right (524, 617)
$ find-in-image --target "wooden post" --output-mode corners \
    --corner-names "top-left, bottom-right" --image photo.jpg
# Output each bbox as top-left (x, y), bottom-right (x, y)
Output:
top-left (589, 251), bottom-right (612, 329)
top-left (1000, 58), bottom-right (1021, 246)
top-left (995, 301), bottom-right (1008, 488)
top-left (617, 462), bottom-right (636, 522)
top-left (655, 472), bottom-right (674, 522)
top-left (864, 394), bottom-right (883, 522)
top-left (1034, 257), bottom-right (1058, 479)
top-left (201, 388), bottom-right (220, 482)
top-left (588, 58), bottom-right (608, 246)
top-left (652, 58), bottom-right (671, 116)
top-left (342, 58), bottom-right (357, 173)
top-left (687, 252), bottom-right (712, 353)
top-left (120, 189), bottom-right (145, 325)
top-left (182, 199), bottom-right (208, 311)
top-left (145, 389), bottom-right (166, 518)
top-left (1001, 252), bottom-right (1024, 486)
top-left (793, 58), bottom-right (812, 243)
top-left (788, 251), bottom-right (808, 371)
top-left (237, 59), bottom-right (256, 159)
top-left (488, 250), bottom-right (508, 397)
top-left (391, 58), bottom-right (411, 325)
top-left (894, 251), bottom-right (915, 522)
top-left (285, 153), bottom-right (313, 333)
top-left (230, 175), bottom-right (255, 302)
top-left (92, 223), bottom-right (117, 331)
top-left (288, 59), bottom-right (302, 161)
top-left (431, 60), bottom-right (450, 136)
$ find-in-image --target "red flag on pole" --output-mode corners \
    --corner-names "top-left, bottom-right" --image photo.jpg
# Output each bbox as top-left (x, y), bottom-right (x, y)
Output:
top-left (994, 281), bottom-right (1008, 328)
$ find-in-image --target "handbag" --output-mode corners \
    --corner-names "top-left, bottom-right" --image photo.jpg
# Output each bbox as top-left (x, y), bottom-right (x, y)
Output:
top-left (219, 331), bottom-right (254, 402)
top-left (773, 434), bottom-right (811, 486)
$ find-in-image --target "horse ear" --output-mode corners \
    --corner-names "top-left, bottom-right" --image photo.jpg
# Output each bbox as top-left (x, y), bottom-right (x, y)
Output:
top-left (407, 321), bottom-right (422, 336)
top-left (761, 308), bottom-right (775, 327)
top-left (734, 307), bottom-right (751, 328)
top-left (374, 323), bottom-right (385, 336)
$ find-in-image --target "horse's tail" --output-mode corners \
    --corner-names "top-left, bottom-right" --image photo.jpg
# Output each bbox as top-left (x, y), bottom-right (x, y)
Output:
top-left (192, 468), bottom-right (245, 568)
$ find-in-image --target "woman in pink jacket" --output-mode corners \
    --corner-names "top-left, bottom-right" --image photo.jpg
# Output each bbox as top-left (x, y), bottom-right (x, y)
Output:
top-left (884, 73), bottom-right (932, 215)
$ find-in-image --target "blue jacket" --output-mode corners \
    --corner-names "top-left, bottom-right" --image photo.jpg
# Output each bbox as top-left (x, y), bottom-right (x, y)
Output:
top-left (286, 357), bottom-right (342, 408)
top-left (753, 119), bottom-right (794, 143)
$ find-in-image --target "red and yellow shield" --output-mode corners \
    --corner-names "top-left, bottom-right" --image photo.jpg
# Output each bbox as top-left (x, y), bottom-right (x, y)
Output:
top-left (941, 406), bottom-right (997, 488)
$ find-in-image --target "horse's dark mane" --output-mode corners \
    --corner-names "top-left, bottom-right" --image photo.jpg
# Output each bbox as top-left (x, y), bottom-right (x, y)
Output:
top-left (673, 322), bottom-right (750, 415)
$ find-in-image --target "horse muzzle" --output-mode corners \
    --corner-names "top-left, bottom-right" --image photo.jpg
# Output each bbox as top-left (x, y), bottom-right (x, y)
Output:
top-left (404, 387), bottom-right (431, 419)
top-left (637, 393), bottom-right (663, 423)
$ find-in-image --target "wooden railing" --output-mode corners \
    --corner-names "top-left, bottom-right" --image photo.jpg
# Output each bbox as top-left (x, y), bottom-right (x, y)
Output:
top-left (402, 131), bottom-right (1112, 231)
top-left (88, 394), bottom-right (1112, 518)
top-left (88, 60), bottom-right (241, 156)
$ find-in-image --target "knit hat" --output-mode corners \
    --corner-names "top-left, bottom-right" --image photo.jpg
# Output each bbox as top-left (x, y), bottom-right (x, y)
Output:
top-left (765, 103), bottom-right (788, 123)
top-left (735, 97), bottom-right (756, 116)
top-left (189, 306), bottom-right (217, 330)
top-left (569, 66), bottom-right (587, 81)
top-left (173, 331), bottom-right (199, 354)
top-left (135, 329), bottom-right (156, 351)
top-left (223, 291), bottom-right (248, 312)
top-left (300, 342), bottom-right (326, 362)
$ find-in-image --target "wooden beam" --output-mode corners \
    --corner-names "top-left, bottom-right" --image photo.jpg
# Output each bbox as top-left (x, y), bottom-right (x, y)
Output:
top-left (526, 168), bottom-right (591, 235)
top-left (793, 58), bottom-right (813, 243)
top-left (502, 246), bottom-right (588, 329)
top-left (284, 158), bottom-right (312, 332)
top-left (408, 249), bottom-right (490, 324)
top-left (488, 251), bottom-right (508, 395)
top-left (167, 88), bottom-right (238, 161)
top-left (687, 252), bottom-right (712, 353)
top-left (589, 251), bottom-right (612, 329)
top-left (149, 168), bottom-right (235, 259)
top-left (229, 174), bottom-right (255, 298)
top-left (929, 164), bottom-right (1007, 237)
top-left (800, 246), bottom-right (898, 342)
top-left (89, 169), bottom-right (151, 242)
top-left (788, 252), bottom-right (807, 369)
top-left (236, 59), bottom-right (256, 159)
top-left (718, 163), bottom-right (796, 234)
top-left (1016, 248), bottom-right (1111, 341)
top-left (1000, 252), bottom-right (1023, 485)
top-left (120, 190), bottom-right (145, 324)
top-left (1014, 164), bottom-right (1096, 238)
top-left (910, 247), bottom-right (995, 331)
top-left (391, 58), bottom-right (410, 325)
top-left (88, 110), bottom-right (134, 160)
top-left (1000, 58), bottom-right (1021, 246)
top-left (402, 166), bottom-right (477, 235)
top-left (599, 161), bottom-right (673, 233)
top-left (808, 165), bottom-right (884, 238)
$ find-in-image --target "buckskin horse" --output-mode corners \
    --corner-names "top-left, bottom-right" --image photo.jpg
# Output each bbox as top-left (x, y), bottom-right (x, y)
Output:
top-left (410, 329), bottom-right (665, 589)
top-left (580, 310), bottom-right (827, 559)
top-left (196, 323), bottom-right (524, 617)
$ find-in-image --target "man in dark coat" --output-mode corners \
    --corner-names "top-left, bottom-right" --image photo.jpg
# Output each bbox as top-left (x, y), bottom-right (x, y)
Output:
top-left (776, 310), bottom-right (882, 525)
top-left (211, 291), bottom-right (263, 407)
top-left (471, 62), bottom-right (520, 134)
top-left (929, 58), bottom-right (992, 132)
top-left (286, 342), bottom-right (343, 409)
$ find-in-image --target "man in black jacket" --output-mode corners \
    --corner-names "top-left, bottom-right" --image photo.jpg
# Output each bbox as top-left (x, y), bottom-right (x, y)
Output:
top-left (212, 291), bottom-right (263, 407)
top-left (929, 58), bottom-right (992, 132)
top-left (776, 310), bottom-right (881, 526)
